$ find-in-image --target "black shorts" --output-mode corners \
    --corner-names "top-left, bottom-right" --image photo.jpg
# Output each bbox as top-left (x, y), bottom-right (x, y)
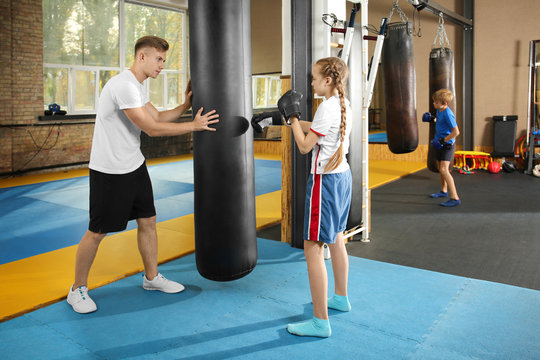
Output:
top-left (436, 142), bottom-right (456, 162)
top-left (89, 162), bottom-right (156, 234)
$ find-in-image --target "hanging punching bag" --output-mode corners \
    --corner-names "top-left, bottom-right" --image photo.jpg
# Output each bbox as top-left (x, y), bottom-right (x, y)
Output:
top-left (382, 22), bottom-right (418, 154)
top-left (189, 0), bottom-right (257, 281)
top-left (427, 47), bottom-right (456, 172)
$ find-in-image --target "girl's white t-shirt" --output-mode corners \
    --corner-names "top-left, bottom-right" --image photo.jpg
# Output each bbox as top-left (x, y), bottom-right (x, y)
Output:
top-left (89, 70), bottom-right (148, 174)
top-left (309, 95), bottom-right (352, 174)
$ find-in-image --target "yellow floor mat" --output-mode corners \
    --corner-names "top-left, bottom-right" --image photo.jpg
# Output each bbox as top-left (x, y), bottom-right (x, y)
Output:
top-left (0, 191), bottom-right (281, 321)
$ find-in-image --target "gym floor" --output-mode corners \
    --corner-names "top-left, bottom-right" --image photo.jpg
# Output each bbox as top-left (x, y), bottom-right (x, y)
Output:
top-left (263, 168), bottom-right (540, 291)
top-left (347, 168), bottom-right (540, 291)
top-left (1, 156), bottom-right (539, 359)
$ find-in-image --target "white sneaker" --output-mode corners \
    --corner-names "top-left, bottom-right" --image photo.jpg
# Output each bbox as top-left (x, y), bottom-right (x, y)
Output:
top-left (67, 285), bottom-right (97, 314)
top-left (143, 273), bottom-right (185, 293)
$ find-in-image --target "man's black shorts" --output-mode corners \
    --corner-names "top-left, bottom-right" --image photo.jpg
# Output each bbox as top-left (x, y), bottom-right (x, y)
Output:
top-left (437, 142), bottom-right (456, 162)
top-left (89, 162), bottom-right (156, 234)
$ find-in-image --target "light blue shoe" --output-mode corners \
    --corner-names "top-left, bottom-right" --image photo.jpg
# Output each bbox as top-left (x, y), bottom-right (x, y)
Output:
top-left (287, 317), bottom-right (331, 338)
top-left (328, 294), bottom-right (351, 312)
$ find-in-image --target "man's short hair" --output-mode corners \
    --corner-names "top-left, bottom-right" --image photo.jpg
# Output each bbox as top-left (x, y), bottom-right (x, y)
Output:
top-left (134, 36), bottom-right (169, 56)
top-left (432, 89), bottom-right (454, 104)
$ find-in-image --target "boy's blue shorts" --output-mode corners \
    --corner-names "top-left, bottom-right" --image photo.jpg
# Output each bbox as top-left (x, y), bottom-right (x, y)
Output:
top-left (303, 169), bottom-right (352, 244)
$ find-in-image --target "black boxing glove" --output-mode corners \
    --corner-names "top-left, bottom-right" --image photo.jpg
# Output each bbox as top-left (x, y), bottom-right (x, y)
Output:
top-left (277, 90), bottom-right (303, 124)
top-left (251, 111), bottom-right (283, 133)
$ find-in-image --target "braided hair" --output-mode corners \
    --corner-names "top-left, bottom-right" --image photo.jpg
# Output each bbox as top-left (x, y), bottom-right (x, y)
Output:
top-left (315, 57), bottom-right (349, 172)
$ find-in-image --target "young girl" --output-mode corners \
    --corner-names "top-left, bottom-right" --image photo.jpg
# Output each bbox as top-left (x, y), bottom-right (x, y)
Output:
top-left (286, 57), bottom-right (352, 338)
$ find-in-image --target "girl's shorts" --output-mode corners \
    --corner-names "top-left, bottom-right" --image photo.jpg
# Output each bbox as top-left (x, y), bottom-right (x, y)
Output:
top-left (89, 162), bottom-right (156, 234)
top-left (303, 169), bottom-right (352, 244)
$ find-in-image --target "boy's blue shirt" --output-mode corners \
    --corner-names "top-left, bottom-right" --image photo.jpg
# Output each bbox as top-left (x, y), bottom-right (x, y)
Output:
top-left (435, 107), bottom-right (457, 144)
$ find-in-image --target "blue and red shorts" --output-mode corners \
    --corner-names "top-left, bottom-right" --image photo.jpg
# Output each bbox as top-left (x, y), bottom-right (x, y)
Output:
top-left (303, 169), bottom-right (352, 244)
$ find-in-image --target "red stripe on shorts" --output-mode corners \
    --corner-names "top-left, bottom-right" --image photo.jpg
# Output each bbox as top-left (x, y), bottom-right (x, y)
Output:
top-left (309, 173), bottom-right (322, 241)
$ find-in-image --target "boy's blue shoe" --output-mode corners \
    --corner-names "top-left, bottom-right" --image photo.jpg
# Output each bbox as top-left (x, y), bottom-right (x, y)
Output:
top-left (440, 199), bottom-right (461, 207)
top-left (430, 191), bottom-right (448, 198)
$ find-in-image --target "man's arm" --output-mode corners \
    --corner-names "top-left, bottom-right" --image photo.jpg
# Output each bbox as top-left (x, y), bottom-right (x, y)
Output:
top-left (145, 102), bottom-right (190, 123)
top-left (124, 106), bottom-right (218, 137)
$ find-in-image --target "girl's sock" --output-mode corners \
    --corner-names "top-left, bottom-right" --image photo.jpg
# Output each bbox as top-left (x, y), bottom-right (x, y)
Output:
top-left (328, 294), bottom-right (351, 312)
top-left (287, 316), bottom-right (331, 338)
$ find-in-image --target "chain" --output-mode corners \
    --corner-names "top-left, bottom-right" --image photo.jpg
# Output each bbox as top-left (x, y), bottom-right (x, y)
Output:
top-left (432, 12), bottom-right (451, 49)
top-left (388, 0), bottom-right (408, 24)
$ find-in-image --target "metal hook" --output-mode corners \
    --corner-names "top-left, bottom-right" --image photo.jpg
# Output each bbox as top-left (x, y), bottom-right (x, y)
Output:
top-left (438, 12), bottom-right (445, 25)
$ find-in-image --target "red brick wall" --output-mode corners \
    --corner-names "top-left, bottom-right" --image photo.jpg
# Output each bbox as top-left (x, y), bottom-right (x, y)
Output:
top-left (11, 0), bottom-right (43, 126)
top-left (9, 123), bottom-right (95, 173)
top-left (0, 1), bottom-right (13, 173)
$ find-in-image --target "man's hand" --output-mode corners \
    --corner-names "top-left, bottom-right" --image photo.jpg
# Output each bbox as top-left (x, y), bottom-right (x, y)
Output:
top-left (192, 107), bottom-right (219, 131)
top-left (183, 80), bottom-right (193, 111)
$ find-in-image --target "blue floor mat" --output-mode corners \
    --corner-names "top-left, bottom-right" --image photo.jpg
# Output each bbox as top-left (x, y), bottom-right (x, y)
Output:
top-left (1, 238), bottom-right (538, 360)
top-left (0, 159), bottom-right (281, 264)
top-left (369, 132), bottom-right (387, 143)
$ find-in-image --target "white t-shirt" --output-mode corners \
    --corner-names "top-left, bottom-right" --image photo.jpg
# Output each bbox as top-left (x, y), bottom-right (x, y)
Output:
top-left (309, 95), bottom-right (352, 174)
top-left (89, 70), bottom-right (148, 174)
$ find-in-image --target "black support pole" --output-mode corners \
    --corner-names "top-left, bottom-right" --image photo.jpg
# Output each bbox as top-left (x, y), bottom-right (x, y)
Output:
top-left (290, 0), bottom-right (312, 249)
top-left (462, 0), bottom-right (474, 150)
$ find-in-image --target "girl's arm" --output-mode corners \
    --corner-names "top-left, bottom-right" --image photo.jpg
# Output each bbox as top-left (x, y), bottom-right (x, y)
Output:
top-left (289, 116), bottom-right (319, 154)
top-left (298, 120), bottom-right (312, 134)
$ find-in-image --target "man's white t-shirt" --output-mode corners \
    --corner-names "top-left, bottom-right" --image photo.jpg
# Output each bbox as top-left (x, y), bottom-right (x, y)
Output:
top-left (309, 95), bottom-right (352, 174)
top-left (89, 70), bottom-right (148, 174)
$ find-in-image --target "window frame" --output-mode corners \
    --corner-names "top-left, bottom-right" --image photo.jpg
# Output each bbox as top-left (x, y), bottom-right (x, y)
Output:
top-left (43, 0), bottom-right (187, 115)
top-left (252, 74), bottom-right (282, 109)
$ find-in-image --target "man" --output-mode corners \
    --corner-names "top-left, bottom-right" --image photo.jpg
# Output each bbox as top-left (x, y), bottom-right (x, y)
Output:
top-left (67, 36), bottom-right (219, 314)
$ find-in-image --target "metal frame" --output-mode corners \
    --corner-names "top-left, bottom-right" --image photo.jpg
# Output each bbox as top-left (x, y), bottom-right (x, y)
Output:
top-left (409, 0), bottom-right (472, 29)
top-left (461, 0), bottom-right (474, 151)
top-left (525, 39), bottom-right (540, 175)
top-left (342, 0), bottom-right (372, 243)
top-left (358, 1), bottom-right (371, 243)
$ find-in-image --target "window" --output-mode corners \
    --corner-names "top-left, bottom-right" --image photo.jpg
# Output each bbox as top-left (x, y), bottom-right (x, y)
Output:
top-left (124, 2), bottom-right (186, 110)
top-left (43, 0), bottom-right (186, 114)
top-left (252, 75), bottom-right (281, 109)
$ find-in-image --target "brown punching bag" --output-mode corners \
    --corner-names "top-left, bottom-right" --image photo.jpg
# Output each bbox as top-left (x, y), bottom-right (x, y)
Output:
top-left (427, 47), bottom-right (456, 172)
top-left (382, 22), bottom-right (418, 154)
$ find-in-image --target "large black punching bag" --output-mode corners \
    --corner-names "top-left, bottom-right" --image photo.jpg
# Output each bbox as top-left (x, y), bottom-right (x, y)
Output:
top-left (427, 47), bottom-right (456, 172)
top-left (382, 22), bottom-right (418, 154)
top-left (189, 0), bottom-right (257, 281)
